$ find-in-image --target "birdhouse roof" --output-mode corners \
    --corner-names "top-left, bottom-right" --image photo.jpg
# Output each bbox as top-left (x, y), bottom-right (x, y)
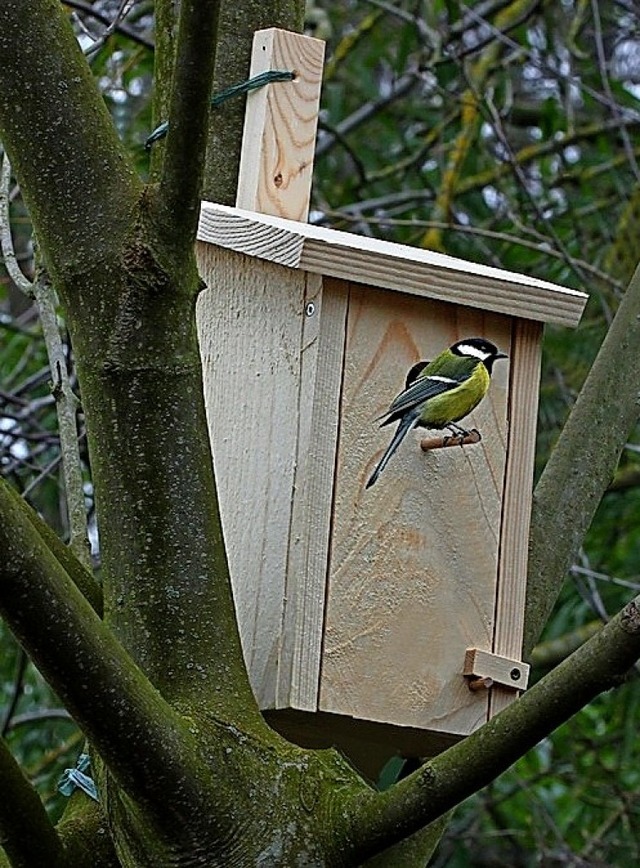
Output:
top-left (197, 202), bottom-right (588, 327)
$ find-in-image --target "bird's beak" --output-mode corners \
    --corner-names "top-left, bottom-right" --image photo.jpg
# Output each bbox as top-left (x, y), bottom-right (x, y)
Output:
top-left (495, 352), bottom-right (508, 359)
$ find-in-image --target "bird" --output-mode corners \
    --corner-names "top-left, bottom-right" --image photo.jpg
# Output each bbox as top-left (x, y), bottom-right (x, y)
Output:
top-left (365, 337), bottom-right (507, 489)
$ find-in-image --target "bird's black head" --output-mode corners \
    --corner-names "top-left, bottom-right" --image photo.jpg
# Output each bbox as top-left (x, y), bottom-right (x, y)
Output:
top-left (451, 337), bottom-right (507, 373)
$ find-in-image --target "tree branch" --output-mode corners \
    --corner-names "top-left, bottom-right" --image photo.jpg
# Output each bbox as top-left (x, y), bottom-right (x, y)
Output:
top-left (343, 595), bottom-right (640, 863)
top-left (0, 480), bottom-right (237, 851)
top-left (0, 736), bottom-right (66, 867)
top-left (0, 0), bottom-right (141, 283)
top-left (0, 479), bottom-right (101, 615)
top-left (32, 271), bottom-right (91, 566)
top-left (525, 262), bottom-right (640, 653)
top-left (56, 796), bottom-right (120, 868)
top-left (148, 1), bottom-right (178, 184)
top-left (157, 0), bottom-right (221, 247)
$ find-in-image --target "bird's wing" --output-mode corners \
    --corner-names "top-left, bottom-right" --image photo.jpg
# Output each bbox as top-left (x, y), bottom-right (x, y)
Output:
top-left (404, 360), bottom-right (429, 388)
top-left (379, 363), bottom-right (474, 426)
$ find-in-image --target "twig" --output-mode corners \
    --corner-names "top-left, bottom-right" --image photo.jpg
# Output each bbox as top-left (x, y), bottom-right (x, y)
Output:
top-left (570, 565), bottom-right (640, 593)
top-left (589, 0), bottom-right (640, 182)
top-left (362, 0), bottom-right (439, 45)
top-left (316, 71), bottom-right (419, 157)
top-left (0, 649), bottom-right (27, 737)
top-left (83, 0), bottom-right (135, 58)
top-left (5, 708), bottom-right (73, 730)
top-left (448, 0), bottom-right (537, 62)
top-left (21, 453), bottom-right (63, 498)
top-left (0, 154), bottom-right (31, 294)
top-left (0, 152), bottom-right (90, 567)
top-left (479, 92), bottom-right (590, 288)
top-left (573, 549), bottom-right (610, 622)
top-left (63, 0), bottom-right (154, 50)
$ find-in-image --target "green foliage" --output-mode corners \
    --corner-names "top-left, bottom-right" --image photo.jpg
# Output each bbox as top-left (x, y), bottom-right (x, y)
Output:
top-left (91, 31), bottom-right (154, 176)
top-left (433, 685), bottom-right (640, 866)
top-left (0, 622), bottom-right (80, 822)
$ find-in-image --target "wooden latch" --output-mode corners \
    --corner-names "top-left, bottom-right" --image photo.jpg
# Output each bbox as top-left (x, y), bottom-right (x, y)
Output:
top-left (464, 648), bottom-right (530, 692)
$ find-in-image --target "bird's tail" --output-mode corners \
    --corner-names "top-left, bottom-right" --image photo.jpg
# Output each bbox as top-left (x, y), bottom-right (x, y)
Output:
top-left (365, 413), bottom-right (418, 489)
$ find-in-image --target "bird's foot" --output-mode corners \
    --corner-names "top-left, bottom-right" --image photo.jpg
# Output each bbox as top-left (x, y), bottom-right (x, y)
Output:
top-left (444, 424), bottom-right (469, 447)
top-left (421, 428), bottom-right (482, 452)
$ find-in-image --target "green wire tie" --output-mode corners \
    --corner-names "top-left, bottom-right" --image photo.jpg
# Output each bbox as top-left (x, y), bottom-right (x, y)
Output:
top-left (58, 752), bottom-right (99, 802)
top-left (145, 69), bottom-right (295, 149)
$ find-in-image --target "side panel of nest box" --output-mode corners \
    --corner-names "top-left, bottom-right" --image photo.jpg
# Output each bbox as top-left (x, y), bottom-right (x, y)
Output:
top-left (195, 243), bottom-right (339, 710)
top-left (317, 284), bottom-right (513, 738)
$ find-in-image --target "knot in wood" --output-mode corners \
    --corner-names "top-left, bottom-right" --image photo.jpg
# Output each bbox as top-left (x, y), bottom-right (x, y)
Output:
top-left (621, 597), bottom-right (640, 634)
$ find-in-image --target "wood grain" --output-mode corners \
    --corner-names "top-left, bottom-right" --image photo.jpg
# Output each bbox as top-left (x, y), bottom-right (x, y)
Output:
top-left (318, 290), bottom-right (512, 737)
top-left (197, 203), bottom-right (588, 327)
top-left (195, 242), bottom-right (308, 707)
top-left (196, 29), bottom-right (330, 714)
top-left (236, 29), bottom-right (325, 221)
top-left (278, 277), bottom-right (348, 710)
top-left (490, 318), bottom-right (542, 717)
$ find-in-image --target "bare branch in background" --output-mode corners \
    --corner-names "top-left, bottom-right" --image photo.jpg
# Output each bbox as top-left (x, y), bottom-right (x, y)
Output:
top-left (590, 0), bottom-right (640, 182)
top-left (0, 648), bottom-right (27, 737)
top-left (0, 152), bottom-right (90, 567)
top-left (82, 0), bottom-right (137, 58)
top-left (63, 0), bottom-right (154, 51)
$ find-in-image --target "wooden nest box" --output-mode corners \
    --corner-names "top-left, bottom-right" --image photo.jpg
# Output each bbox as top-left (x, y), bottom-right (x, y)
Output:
top-left (195, 29), bottom-right (588, 773)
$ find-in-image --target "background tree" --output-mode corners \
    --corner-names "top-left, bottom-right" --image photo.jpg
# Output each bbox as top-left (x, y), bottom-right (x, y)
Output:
top-left (1, 1), bottom-right (640, 865)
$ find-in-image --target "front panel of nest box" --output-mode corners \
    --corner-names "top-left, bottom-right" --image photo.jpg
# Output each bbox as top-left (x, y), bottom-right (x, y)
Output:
top-left (318, 285), bottom-right (512, 738)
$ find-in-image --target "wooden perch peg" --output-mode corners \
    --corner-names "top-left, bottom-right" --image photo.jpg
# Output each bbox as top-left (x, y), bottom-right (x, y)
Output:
top-left (420, 429), bottom-right (482, 451)
top-left (468, 676), bottom-right (494, 692)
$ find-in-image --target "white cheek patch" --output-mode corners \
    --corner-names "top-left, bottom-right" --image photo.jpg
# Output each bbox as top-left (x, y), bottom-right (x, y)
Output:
top-left (456, 343), bottom-right (489, 360)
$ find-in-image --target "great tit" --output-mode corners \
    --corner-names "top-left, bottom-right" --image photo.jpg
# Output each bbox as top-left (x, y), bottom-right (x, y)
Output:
top-left (365, 337), bottom-right (507, 489)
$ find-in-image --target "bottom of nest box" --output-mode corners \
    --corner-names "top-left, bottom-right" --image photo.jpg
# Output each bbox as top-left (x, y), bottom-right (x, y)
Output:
top-left (263, 708), bottom-right (462, 782)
